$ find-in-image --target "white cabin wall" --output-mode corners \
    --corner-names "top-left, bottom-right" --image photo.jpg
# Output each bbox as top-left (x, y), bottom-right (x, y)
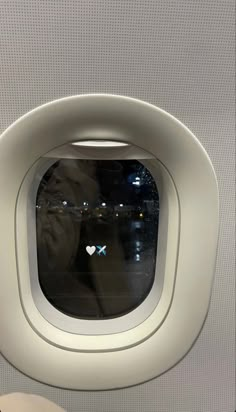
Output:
top-left (0, 1), bottom-right (235, 411)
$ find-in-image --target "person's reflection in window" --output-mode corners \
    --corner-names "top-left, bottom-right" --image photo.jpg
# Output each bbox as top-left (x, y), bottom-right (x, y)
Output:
top-left (36, 159), bottom-right (158, 319)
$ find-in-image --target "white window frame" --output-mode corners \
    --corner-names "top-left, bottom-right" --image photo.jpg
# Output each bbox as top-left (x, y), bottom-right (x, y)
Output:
top-left (0, 94), bottom-right (219, 389)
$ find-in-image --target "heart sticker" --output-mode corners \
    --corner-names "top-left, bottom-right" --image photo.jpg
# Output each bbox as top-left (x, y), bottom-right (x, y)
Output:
top-left (86, 246), bottom-right (96, 256)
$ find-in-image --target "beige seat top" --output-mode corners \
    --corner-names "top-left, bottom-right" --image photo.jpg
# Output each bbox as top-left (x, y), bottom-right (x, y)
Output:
top-left (0, 393), bottom-right (65, 412)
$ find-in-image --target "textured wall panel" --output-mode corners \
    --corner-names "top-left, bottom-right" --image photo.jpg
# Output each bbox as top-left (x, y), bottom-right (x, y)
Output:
top-left (0, 1), bottom-right (235, 411)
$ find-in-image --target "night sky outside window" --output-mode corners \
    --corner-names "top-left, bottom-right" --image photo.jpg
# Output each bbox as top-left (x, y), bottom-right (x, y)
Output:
top-left (36, 159), bottom-right (159, 319)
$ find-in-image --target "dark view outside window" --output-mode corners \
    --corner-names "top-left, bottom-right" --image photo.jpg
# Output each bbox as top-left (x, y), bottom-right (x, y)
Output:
top-left (36, 159), bottom-right (159, 319)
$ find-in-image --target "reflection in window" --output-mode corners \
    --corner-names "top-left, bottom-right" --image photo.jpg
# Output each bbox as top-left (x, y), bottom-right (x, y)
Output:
top-left (36, 159), bottom-right (159, 319)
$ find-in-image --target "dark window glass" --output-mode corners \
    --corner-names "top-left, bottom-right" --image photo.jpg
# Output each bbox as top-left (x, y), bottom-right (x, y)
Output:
top-left (36, 159), bottom-right (159, 319)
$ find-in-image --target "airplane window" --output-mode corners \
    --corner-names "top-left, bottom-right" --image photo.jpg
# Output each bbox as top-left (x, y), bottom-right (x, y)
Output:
top-left (36, 159), bottom-right (159, 319)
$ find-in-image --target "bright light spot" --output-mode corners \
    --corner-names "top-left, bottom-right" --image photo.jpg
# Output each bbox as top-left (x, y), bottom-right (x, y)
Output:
top-left (62, 201), bottom-right (67, 206)
top-left (119, 204), bottom-right (124, 207)
top-left (72, 141), bottom-right (128, 147)
top-left (116, 213), bottom-right (119, 217)
top-left (132, 181), bottom-right (140, 186)
top-left (83, 202), bottom-right (88, 206)
top-left (101, 202), bottom-right (106, 207)
top-left (139, 213), bottom-right (143, 218)
top-left (135, 254), bottom-right (140, 262)
top-left (135, 177), bottom-right (140, 181)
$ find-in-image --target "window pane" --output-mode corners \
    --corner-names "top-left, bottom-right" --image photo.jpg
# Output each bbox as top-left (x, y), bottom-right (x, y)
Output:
top-left (36, 159), bottom-right (159, 319)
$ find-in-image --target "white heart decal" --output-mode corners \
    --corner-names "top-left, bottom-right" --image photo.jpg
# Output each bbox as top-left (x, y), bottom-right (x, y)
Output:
top-left (86, 246), bottom-right (96, 256)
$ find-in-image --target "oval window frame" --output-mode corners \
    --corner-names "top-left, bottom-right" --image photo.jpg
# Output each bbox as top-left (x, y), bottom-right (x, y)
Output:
top-left (0, 94), bottom-right (219, 389)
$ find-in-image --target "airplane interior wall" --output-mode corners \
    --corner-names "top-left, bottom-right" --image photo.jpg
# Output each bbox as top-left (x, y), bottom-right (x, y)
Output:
top-left (0, 1), bottom-right (235, 411)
